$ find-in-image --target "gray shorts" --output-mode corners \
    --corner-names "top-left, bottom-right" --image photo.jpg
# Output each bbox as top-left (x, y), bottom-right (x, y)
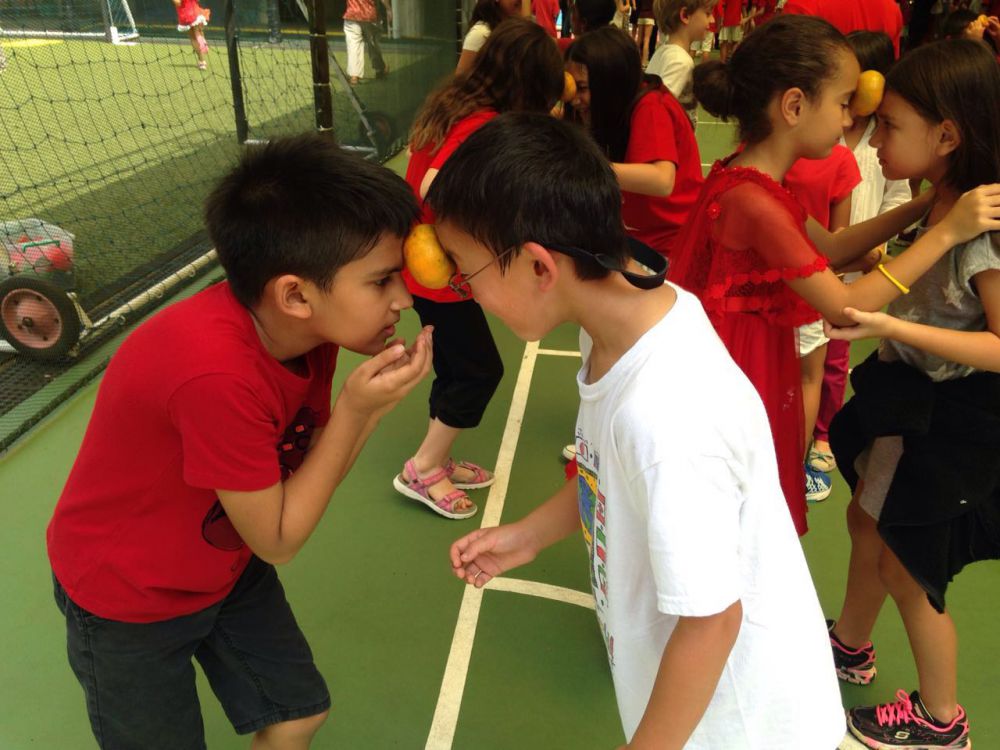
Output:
top-left (53, 556), bottom-right (330, 749)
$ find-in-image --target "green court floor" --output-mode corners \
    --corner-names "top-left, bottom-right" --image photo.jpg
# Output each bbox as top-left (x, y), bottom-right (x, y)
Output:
top-left (1, 113), bottom-right (997, 750)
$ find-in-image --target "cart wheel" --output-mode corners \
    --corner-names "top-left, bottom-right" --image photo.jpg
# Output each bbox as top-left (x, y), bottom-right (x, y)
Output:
top-left (0, 275), bottom-right (81, 361)
top-left (358, 111), bottom-right (395, 158)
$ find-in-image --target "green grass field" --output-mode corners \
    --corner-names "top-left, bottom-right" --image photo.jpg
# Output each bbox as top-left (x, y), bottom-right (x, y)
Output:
top-left (0, 33), bottom-right (451, 310)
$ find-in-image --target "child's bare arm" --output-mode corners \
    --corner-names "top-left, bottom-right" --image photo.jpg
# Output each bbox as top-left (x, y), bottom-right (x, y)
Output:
top-left (217, 329), bottom-right (433, 564)
top-left (612, 161), bottom-right (676, 197)
top-left (825, 269), bottom-right (1000, 373)
top-left (450, 478), bottom-right (580, 586)
top-left (788, 185), bottom-right (1000, 326)
top-left (617, 602), bottom-right (743, 750)
top-left (807, 188), bottom-right (933, 264)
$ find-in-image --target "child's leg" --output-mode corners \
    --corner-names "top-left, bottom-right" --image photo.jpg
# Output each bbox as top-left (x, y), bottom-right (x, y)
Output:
top-left (343, 20), bottom-right (364, 82)
top-left (360, 22), bottom-right (387, 77)
top-left (252, 714), bottom-right (328, 749)
top-left (640, 23), bottom-right (652, 66)
top-left (52, 574), bottom-right (212, 747)
top-left (833, 487), bottom-right (889, 648)
top-left (800, 341), bottom-right (827, 456)
top-left (878, 545), bottom-right (960, 722)
top-left (401, 297), bottom-right (503, 512)
top-left (812, 338), bottom-right (850, 462)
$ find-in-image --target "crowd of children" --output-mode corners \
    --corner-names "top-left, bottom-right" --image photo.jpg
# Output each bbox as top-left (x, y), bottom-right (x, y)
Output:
top-left (48, 3), bottom-right (1000, 749)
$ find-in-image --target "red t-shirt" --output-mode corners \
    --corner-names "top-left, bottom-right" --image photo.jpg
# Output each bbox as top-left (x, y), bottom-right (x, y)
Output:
top-left (343, 0), bottom-right (376, 22)
top-left (722, 0), bottom-right (744, 27)
top-left (403, 108), bottom-right (499, 303)
top-left (533, 0), bottom-right (560, 37)
top-left (621, 88), bottom-right (704, 257)
top-left (783, 144), bottom-right (861, 230)
top-left (47, 282), bottom-right (338, 623)
top-left (782, 0), bottom-right (903, 57)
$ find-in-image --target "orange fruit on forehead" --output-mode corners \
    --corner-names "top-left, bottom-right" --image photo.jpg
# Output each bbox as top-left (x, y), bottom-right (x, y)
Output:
top-left (562, 71), bottom-right (577, 103)
top-left (403, 224), bottom-right (457, 290)
top-left (850, 70), bottom-right (885, 118)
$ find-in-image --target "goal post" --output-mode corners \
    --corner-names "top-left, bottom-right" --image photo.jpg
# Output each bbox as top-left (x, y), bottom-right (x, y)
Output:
top-left (0, 0), bottom-right (139, 44)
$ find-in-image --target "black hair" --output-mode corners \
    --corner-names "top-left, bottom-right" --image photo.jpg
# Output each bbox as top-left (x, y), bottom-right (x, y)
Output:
top-left (574, 0), bottom-right (617, 31)
top-left (846, 30), bottom-right (895, 76)
top-left (469, 0), bottom-right (506, 31)
top-left (941, 9), bottom-right (978, 40)
top-left (425, 112), bottom-right (628, 281)
top-left (566, 26), bottom-right (643, 162)
top-left (694, 14), bottom-right (851, 145)
top-left (204, 133), bottom-right (419, 308)
top-left (886, 38), bottom-right (1000, 192)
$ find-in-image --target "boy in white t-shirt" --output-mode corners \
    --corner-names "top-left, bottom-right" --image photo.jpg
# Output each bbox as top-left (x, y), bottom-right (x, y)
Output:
top-left (646, 0), bottom-right (717, 128)
top-left (428, 112), bottom-right (846, 749)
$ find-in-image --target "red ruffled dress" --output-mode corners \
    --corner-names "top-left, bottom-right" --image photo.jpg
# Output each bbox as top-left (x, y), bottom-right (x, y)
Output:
top-left (669, 158), bottom-right (828, 535)
top-left (176, 0), bottom-right (211, 31)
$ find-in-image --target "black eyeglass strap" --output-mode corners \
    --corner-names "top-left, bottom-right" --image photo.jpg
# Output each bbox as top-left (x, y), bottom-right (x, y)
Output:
top-left (546, 238), bottom-right (668, 290)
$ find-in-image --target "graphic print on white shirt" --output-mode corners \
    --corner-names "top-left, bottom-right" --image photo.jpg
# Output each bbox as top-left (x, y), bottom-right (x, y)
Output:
top-left (575, 436), bottom-right (613, 666)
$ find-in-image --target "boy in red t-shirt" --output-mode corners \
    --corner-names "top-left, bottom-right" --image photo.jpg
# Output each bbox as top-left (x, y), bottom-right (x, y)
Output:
top-left (46, 134), bottom-right (432, 749)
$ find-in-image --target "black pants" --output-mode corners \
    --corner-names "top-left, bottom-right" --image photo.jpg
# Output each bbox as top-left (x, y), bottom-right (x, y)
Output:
top-left (413, 296), bottom-right (504, 430)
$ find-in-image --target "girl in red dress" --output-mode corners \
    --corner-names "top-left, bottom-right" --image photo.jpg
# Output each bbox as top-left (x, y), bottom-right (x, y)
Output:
top-left (173, 0), bottom-right (211, 70)
top-left (669, 14), bottom-right (1000, 534)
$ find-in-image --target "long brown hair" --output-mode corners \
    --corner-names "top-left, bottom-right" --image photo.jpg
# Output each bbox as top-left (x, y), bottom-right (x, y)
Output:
top-left (887, 39), bottom-right (1000, 192)
top-left (409, 17), bottom-right (564, 152)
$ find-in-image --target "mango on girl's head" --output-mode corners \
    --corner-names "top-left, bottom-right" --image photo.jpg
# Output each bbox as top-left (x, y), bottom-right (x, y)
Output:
top-left (403, 224), bottom-right (457, 289)
top-left (562, 71), bottom-right (577, 103)
top-left (850, 70), bottom-right (886, 118)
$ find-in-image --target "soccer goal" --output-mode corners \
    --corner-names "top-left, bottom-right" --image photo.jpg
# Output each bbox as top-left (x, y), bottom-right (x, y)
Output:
top-left (0, 0), bottom-right (139, 45)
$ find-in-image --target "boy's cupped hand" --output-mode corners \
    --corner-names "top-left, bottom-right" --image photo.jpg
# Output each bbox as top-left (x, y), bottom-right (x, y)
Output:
top-left (450, 523), bottom-right (538, 588)
top-left (340, 325), bottom-right (433, 417)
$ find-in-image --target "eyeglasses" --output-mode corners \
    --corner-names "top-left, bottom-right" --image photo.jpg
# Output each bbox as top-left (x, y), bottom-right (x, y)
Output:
top-left (447, 246), bottom-right (519, 299)
top-left (446, 238), bottom-right (667, 299)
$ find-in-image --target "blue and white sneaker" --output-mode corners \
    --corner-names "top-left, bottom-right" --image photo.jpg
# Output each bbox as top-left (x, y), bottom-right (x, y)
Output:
top-left (806, 464), bottom-right (833, 503)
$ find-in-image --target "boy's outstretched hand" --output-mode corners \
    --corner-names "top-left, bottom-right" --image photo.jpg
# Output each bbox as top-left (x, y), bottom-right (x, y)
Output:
top-left (339, 326), bottom-right (433, 418)
top-left (450, 523), bottom-right (538, 588)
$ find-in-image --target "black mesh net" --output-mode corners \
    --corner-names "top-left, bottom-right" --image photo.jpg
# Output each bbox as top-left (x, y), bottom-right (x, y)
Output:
top-left (0, 0), bottom-right (458, 450)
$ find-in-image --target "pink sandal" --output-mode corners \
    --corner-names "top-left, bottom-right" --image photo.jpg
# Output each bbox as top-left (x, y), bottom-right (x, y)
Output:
top-left (443, 459), bottom-right (495, 490)
top-left (393, 459), bottom-right (478, 520)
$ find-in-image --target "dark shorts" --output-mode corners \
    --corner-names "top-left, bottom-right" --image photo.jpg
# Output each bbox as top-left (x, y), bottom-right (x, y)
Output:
top-left (53, 556), bottom-right (330, 750)
top-left (412, 296), bottom-right (504, 430)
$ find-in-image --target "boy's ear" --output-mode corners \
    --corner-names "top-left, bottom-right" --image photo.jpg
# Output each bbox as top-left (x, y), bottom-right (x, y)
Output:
top-left (268, 274), bottom-right (313, 320)
top-left (521, 242), bottom-right (560, 292)
top-left (936, 119), bottom-right (962, 157)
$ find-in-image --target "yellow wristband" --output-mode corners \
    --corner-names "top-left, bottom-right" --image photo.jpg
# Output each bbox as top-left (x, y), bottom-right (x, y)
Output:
top-left (877, 263), bottom-right (910, 295)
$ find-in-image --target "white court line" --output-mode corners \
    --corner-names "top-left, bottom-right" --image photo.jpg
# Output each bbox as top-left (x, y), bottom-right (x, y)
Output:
top-left (424, 341), bottom-right (540, 750)
top-left (485, 576), bottom-right (595, 610)
top-left (536, 347), bottom-right (581, 358)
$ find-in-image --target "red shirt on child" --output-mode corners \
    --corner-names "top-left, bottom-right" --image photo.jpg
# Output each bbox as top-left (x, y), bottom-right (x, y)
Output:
top-left (782, 0), bottom-right (903, 57)
top-left (403, 109), bottom-right (499, 303)
top-left (47, 282), bottom-right (338, 622)
top-left (783, 144), bottom-right (861, 230)
top-left (533, 0), bottom-right (560, 37)
top-left (721, 0), bottom-right (744, 27)
top-left (622, 88), bottom-right (704, 257)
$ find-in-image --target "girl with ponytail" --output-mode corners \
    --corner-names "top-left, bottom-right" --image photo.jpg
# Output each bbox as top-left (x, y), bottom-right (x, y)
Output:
top-left (669, 15), bottom-right (1000, 536)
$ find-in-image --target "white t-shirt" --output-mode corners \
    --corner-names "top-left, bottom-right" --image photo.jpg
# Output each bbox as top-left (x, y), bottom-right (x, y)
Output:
top-left (573, 285), bottom-right (845, 748)
top-left (462, 21), bottom-right (491, 52)
top-left (840, 118), bottom-right (911, 282)
top-left (645, 42), bottom-right (697, 128)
